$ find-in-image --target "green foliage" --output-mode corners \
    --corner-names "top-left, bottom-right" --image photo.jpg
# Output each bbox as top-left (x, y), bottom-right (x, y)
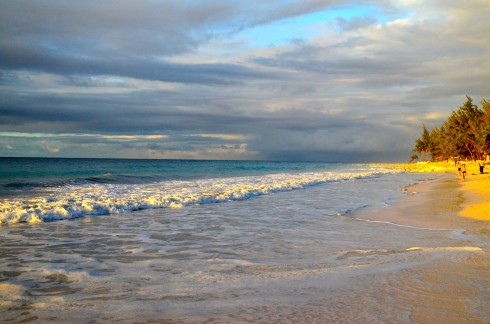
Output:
top-left (412, 123), bottom-right (430, 160)
top-left (413, 96), bottom-right (490, 161)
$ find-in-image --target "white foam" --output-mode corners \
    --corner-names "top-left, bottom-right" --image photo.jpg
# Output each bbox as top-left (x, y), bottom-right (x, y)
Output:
top-left (0, 168), bottom-right (401, 224)
top-left (406, 246), bottom-right (483, 252)
top-left (355, 218), bottom-right (459, 231)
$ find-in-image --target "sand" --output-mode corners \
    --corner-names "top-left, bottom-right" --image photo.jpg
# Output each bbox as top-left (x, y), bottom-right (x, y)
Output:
top-left (372, 161), bottom-right (490, 226)
top-left (355, 162), bottom-right (490, 323)
top-left (359, 172), bottom-right (490, 236)
top-left (459, 162), bottom-right (490, 221)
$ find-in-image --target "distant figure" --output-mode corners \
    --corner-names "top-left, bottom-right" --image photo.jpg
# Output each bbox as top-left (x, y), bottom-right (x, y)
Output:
top-left (479, 163), bottom-right (485, 174)
top-left (457, 164), bottom-right (462, 177)
top-left (461, 164), bottom-right (466, 182)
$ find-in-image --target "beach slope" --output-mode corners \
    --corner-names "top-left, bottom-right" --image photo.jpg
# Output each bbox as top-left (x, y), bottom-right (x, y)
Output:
top-left (356, 162), bottom-right (490, 323)
top-left (368, 162), bottom-right (490, 231)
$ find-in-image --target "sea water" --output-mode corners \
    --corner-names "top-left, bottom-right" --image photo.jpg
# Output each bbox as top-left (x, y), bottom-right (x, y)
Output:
top-left (0, 158), bottom-right (409, 224)
top-left (0, 158), bottom-right (488, 322)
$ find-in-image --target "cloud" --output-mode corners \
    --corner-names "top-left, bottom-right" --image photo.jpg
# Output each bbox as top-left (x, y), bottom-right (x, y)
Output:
top-left (41, 141), bottom-right (62, 153)
top-left (0, 43), bottom-right (272, 85)
top-left (0, 0), bottom-right (489, 161)
top-left (194, 134), bottom-right (254, 141)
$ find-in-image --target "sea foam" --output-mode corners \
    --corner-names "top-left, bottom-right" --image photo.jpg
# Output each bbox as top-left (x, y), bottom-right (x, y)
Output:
top-left (0, 168), bottom-right (398, 224)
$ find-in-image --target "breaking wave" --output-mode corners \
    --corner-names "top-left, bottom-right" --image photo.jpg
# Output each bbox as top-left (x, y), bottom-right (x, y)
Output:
top-left (0, 168), bottom-right (399, 224)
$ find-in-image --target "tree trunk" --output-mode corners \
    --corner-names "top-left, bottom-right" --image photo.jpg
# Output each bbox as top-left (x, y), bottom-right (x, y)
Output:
top-left (465, 143), bottom-right (475, 161)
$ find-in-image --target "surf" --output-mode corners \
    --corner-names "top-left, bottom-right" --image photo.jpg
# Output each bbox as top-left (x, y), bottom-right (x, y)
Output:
top-left (0, 168), bottom-right (399, 224)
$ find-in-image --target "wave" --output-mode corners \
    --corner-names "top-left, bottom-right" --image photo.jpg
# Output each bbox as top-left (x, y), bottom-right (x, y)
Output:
top-left (2, 174), bottom-right (190, 190)
top-left (405, 246), bottom-right (483, 252)
top-left (338, 246), bottom-right (484, 260)
top-left (0, 168), bottom-right (399, 224)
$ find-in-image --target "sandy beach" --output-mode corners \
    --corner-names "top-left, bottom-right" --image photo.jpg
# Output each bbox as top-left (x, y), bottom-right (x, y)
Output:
top-left (363, 161), bottom-right (490, 233)
top-left (356, 162), bottom-right (490, 323)
top-left (460, 163), bottom-right (490, 223)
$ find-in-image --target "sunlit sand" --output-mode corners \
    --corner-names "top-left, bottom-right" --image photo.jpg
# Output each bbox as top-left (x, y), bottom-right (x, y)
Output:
top-left (459, 162), bottom-right (490, 221)
top-left (373, 161), bottom-right (490, 224)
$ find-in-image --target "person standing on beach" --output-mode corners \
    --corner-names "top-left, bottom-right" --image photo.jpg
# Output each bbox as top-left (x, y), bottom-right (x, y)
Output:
top-left (461, 163), bottom-right (467, 182)
top-left (479, 163), bottom-right (485, 174)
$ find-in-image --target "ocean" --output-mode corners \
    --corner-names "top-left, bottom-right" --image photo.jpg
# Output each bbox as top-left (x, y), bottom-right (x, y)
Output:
top-left (1, 158), bottom-right (488, 322)
top-left (0, 158), bottom-right (413, 224)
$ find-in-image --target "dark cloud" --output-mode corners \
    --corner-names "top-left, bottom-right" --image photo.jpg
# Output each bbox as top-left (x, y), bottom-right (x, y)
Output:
top-left (0, 89), bottom-right (261, 135)
top-left (0, 41), bottom-right (271, 85)
top-left (0, 1), bottom-right (235, 56)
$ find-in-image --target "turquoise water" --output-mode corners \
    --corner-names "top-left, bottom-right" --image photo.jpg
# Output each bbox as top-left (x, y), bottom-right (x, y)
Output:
top-left (0, 158), bottom-right (385, 224)
top-left (0, 157), bottom-right (337, 189)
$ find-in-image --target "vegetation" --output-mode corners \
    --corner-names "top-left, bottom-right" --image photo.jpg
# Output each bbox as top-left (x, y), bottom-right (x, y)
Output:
top-left (413, 96), bottom-right (490, 162)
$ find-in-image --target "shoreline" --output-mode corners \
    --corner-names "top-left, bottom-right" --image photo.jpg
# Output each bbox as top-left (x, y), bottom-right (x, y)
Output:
top-left (362, 162), bottom-right (490, 236)
top-left (355, 163), bottom-right (490, 322)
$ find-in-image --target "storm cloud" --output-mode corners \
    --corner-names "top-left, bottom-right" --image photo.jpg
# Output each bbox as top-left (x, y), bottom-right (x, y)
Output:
top-left (1, 0), bottom-right (489, 161)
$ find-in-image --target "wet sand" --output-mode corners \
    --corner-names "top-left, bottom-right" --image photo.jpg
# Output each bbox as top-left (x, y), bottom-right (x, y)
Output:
top-left (358, 173), bottom-right (489, 235)
top-left (374, 161), bottom-right (490, 224)
top-left (356, 172), bottom-right (490, 323)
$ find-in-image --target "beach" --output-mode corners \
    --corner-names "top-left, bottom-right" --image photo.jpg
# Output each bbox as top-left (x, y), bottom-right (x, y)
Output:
top-left (361, 161), bottom-right (490, 234)
top-left (3, 0), bottom-right (490, 322)
top-left (460, 162), bottom-right (490, 223)
top-left (357, 162), bottom-right (490, 323)
top-left (0, 159), bottom-right (489, 323)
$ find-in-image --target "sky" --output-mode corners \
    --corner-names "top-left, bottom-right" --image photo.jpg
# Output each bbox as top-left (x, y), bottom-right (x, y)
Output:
top-left (1, 0), bottom-right (489, 162)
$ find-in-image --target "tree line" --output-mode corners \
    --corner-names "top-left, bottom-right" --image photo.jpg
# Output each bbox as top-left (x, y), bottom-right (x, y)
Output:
top-left (413, 96), bottom-right (490, 162)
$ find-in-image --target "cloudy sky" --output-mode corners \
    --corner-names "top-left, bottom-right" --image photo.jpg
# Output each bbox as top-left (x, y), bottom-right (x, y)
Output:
top-left (1, 0), bottom-right (489, 162)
